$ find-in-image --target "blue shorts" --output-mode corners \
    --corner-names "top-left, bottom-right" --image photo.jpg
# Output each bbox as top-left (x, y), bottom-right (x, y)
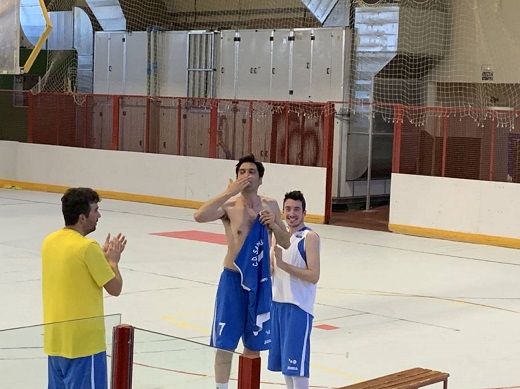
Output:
top-left (210, 268), bottom-right (271, 351)
top-left (268, 302), bottom-right (313, 377)
top-left (48, 351), bottom-right (107, 389)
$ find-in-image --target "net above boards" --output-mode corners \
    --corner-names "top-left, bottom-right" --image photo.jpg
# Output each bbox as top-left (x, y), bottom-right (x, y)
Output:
top-left (18, 0), bottom-right (520, 127)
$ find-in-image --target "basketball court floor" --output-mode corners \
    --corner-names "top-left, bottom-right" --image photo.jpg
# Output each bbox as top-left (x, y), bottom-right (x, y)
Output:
top-left (1, 188), bottom-right (519, 388)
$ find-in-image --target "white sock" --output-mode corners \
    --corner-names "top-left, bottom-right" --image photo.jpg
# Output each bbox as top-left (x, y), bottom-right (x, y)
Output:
top-left (284, 375), bottom-right (294, 389)
top-left (292, 376), bottom-right (309, 389)
top-left (216, 383), bottom-right (229, 389)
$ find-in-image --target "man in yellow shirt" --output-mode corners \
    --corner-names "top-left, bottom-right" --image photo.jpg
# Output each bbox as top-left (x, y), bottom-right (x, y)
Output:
top-left (42, 187), bottom-right (126, 388)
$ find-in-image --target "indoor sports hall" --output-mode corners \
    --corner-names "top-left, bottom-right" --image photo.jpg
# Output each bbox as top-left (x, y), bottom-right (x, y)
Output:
top-left (2, 187), bottom-right (520, 388)
top-left (3, 0), bottom-right (520, 388)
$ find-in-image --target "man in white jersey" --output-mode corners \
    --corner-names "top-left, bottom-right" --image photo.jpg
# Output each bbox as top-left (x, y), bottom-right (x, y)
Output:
top-left (268, 190), bottom-right (320, 389)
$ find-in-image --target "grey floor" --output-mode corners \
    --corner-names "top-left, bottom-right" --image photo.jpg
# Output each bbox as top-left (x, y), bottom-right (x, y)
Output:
top-left (1, 188), bottom-right (520, 389)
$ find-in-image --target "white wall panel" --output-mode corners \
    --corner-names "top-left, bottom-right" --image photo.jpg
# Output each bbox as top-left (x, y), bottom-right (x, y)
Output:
top-left (158, 32), bottom-right (188, 97)
top-left (310, 29), bottom-right (330, 102)
top-left (0, 141), bottom-right (17, 179)
top-left (0, 141), bottom-right (327, 218)
top-left (93, 32), bottom-right (110, 94)
top-left (124, 32), bottom-right (148, 96)
top-left (389, 173), bottom-right (520, 239)
top-left (94, 32), bottom-right (147, 96)
top-left (291, 29), bottom-right (312, 101)
top-left (271, 30), bottom-right (291, 101)
top-left (331, 28), bottom-right (350, 102)
top-left (236, 30), bottom-right (272, 100)
top-left (217, 30), bottom-right (238, 99)
top-left (107, 32), bottom-right (125, 94)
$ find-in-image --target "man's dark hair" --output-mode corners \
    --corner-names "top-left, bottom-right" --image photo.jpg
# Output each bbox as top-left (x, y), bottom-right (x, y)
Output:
top-left (235, 154), bottom-right (265, 178)
top-left (61, 187), bottom-right (100, 226)
top-left (283, 190), bottom-right (306, 212)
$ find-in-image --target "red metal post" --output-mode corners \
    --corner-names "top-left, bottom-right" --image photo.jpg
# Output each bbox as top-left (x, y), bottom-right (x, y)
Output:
top-left (237, 355), bottom-right (261, 389)
top-left (27, 92), bottom-right (34, 143)
top-left (112, 95), bottom-right (120, 150)
top-left (270, 102), bottom-right (279, 163)
top-left (284, 103), bottom-right (290, 164)
top-left (248, 101), bottom-right (253, 155)
top-left (442, 114), bottom-right (448, 177)
top-left (177, 98), bottom-right (182, 155)
top-left (145, 97), bottom-right (151, 153)
top-left (55, 94), bottom-right (61, 145)
top-left (322, 102), bottom-right (334, 225)
top-left (392, 105), bottom-right (403, 173)
top-left (209, 99), bottom-right (218, 158)
top-left (111, 324), bottom-right (134, 389)
top-left (83, 95), bottom-right (89, 148)
top-left (299, 109), bottom-right (305, 165)
top-left (489, 116), bottom-right (495, 181)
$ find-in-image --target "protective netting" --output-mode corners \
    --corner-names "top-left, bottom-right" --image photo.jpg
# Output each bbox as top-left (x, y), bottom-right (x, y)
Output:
top-left (28, 92), bottom-right (331, 167)
top-left (29, 0), bottom-right (520, 128)
top-left (360, 0), bottom-right (520, 127)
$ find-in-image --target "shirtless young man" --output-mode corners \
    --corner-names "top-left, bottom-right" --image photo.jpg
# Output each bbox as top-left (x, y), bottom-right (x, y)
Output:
top-left (194, 154), bottom-right (290, 389)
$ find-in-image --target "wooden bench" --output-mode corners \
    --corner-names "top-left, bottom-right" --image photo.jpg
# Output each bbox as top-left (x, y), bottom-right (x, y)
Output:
top-left (337, 368), bottom-right (449, 389)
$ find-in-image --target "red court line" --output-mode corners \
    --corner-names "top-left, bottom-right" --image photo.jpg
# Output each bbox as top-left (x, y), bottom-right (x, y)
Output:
top-left (150, 230), bottom-right (227, 245)
top-left (314, 324), bottom-right (340, 330)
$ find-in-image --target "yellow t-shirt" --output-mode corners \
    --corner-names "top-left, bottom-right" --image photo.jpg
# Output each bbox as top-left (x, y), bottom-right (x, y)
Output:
top-left (42, 228), bottom-right (115, 358)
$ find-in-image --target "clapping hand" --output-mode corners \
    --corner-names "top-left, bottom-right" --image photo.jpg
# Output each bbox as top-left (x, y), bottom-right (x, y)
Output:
top-left (103, 233), bottom-right (127, 263)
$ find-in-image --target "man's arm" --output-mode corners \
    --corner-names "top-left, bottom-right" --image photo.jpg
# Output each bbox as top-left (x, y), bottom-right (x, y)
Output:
top-left (260, 200), bottom-right (291, 249)
top-left (275, 232), bottom-right (320, 284)
top-left (104, 265), bottom-right (123, 296)
top-left (270, 236), bottom-right (277, 275)
top-left (193, 177), bottom-right (250, 222)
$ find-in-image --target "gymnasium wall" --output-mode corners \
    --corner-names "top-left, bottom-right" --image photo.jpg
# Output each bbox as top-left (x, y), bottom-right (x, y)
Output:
top-left (433, 0), bottom-right (520, 83)
top-left (389, 173), bottom-right (520, 247)
top-left (0, 141), bottom-right (327, 222)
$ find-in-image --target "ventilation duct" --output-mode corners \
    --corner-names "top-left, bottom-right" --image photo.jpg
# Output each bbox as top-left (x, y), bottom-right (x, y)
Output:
top-left (299, 0), bottom-right (340, 24)
top-left (85, 0), bottom-right (126, 31)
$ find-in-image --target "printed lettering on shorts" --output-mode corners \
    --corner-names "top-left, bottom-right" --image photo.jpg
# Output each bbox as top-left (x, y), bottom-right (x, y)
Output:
top-left (286, 358), bottom-right (299, 371)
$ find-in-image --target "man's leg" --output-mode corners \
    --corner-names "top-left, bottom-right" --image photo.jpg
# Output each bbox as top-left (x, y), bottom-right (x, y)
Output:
top-left (211, 269), bottom-right (245, 387)
top-left (62, 352), bottom-right (108, 389)
top-left (215, 348), bottom-right (234, 388)
top-left (292, 376), bottom-right (309, 389)
top-left (48, 356), bottom-right (67, 389)
top-left (243, 347), bottom-right (260, 357)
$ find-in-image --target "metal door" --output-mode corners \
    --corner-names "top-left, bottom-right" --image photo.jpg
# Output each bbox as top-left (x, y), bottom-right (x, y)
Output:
top-left (236, 30), bottom-right (272, 101)
top-left (125, 32), bottom-right (148, 96)
top-left (271, 29), bottom-right (291, 101)
top-left (158, 31), bottom-right (189, 97)
top-left (93, 32), bottom-right (110, 94)
top-left (217, 30), bottom-right (238, 99)
top-left (107, 32), bottom-right (125, 95)
top-left (291, 29), bottom-right (312, 101)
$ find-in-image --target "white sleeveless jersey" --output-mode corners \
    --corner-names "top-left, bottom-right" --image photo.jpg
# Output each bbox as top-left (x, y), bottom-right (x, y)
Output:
top-left (272, 227), bottom-right (317, 316)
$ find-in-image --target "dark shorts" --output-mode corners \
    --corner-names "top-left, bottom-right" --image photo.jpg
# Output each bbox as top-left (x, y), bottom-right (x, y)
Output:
top-left (210, 268), bottom-right (271, 351)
